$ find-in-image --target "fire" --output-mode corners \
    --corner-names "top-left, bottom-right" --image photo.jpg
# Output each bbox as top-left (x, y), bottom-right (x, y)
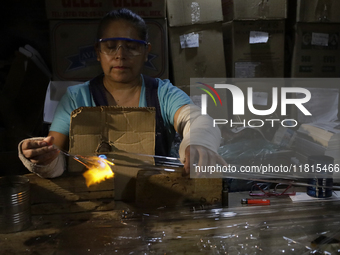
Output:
top-left (74, 155), bottom-right (115, 187)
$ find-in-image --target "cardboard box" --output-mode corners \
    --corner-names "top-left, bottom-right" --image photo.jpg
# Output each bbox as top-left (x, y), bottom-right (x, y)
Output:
top-left (143, 19), bottom-right (169, 79)
top-left (222, 0), bottom-right (287, 21)
top-left (50, 19), bottom-right (168, 81)
top-left (68, 106), bottom-right (156, 201)
top-left (50, 20), bottom-right (102, 81)
top-left (45, 0), bottom-right (166, 19)
top-left (223, 20), bottom-right (285, 78)
top-left (169, 23), bottom-right (226, 88)
top-left (167, 0), bottom-right (223, 27)
top-left (296, 0), bottom-right (340, 23)
top-left (291, 23), bottom-right (340, 77)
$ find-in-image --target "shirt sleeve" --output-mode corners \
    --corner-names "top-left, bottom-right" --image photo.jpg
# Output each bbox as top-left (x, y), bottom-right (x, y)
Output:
top-left (49, 82), bottom-right (94, 135)
top-left (157, 79), bottom-right (191, 129)
top-left (49, 91), bottom-right (77, 135)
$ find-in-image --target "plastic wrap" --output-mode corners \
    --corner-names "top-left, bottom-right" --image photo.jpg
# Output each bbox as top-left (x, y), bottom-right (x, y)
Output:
top-left (130, 201), bottom-right (340, 254)
top-left (2, 158), bottom-right (340, 254)
top-left (218, 138), bottom-right (282, 166)
top-left (3, 199), bottom-right (340, 254)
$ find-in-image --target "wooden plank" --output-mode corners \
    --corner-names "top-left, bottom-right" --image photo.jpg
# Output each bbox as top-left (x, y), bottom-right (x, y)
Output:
top-left (26, 173), bottom-right (114, 203)
top-left (30, 188), bottom-right (115, 204)
top-left (25, 173), bottom-right (115, 214)
top-left (31, 199), bottom-right (115, 215)
top-left (26, 173), bottom-right (114, 192)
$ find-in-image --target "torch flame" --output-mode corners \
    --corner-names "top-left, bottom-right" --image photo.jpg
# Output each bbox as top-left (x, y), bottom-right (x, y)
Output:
top-left (73, 155), bottom-right (115, 187)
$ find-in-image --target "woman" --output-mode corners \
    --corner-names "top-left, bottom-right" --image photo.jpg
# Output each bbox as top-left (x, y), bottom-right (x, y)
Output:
top-left (18, 8), bottom-right (224, 177)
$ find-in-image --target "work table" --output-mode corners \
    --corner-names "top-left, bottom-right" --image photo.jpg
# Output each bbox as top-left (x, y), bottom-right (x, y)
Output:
top-left (1, 184), bottom-right (340, 255)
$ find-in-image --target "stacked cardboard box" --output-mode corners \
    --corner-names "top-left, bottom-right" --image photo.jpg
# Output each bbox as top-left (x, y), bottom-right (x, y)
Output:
top-left (291, 0), bottom-right (340, 77)
top-left (167, 0), bottom-right (226, 88)
top-left (222, 0), bottom-right (287, 78)
top-left (46, 0), bottom-right (169, 81)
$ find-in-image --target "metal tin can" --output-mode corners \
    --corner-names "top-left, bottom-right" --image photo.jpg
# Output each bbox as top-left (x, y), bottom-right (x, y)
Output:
top-left (0, 175), bottom-right (31, 233)
top-left (307, 155), bottom-right (334, 198)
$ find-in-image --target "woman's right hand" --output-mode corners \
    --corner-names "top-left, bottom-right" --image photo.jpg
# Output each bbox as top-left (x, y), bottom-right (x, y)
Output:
top-left (21, 136), bottom-right (60, 165)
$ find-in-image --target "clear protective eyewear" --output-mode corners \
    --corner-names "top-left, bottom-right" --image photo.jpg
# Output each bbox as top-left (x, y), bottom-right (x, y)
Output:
top-left (98, 37), bottom-right (148, 57)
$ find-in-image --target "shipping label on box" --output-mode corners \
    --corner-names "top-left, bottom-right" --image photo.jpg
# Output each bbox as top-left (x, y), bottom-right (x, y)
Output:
top-left (50, 19), bottom-right (168, 81)
top-left (222, 0), bottom-right (287, 21)
top-left (167, 0), bottom-right (223, 27)
top-left (291, 23), bottom-right (340, 77)
top-left (296, 0), bottom-right (340, 23)
top-left (169, 23), bottom-right (226, 88)
top-left (223, 20), bottom-right (285, 78)
top-left (46, 0), bottom-right (166, 19)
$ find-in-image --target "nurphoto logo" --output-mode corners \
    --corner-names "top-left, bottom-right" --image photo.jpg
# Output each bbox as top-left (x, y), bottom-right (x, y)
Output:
top-left (194, 79), bottom-right (312, 128)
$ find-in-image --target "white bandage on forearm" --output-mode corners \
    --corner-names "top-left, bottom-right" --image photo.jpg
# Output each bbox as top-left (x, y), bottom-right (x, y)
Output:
top-left (18, 138), bottom-right (65, 178)
top-left (177, 104), bottom-right (221, 163)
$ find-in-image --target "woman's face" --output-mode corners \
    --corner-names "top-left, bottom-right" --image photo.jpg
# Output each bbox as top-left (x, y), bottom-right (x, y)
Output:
top-left (96, 19), bottom-right (150, 84)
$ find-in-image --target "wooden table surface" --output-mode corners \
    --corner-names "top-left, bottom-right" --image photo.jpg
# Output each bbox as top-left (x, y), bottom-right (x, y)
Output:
top-left (1, 187), bottom-right (340, 255)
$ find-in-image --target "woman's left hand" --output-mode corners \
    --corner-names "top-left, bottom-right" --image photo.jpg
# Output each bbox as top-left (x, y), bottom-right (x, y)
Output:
top-left (183, 145), bottom-right (227, 176)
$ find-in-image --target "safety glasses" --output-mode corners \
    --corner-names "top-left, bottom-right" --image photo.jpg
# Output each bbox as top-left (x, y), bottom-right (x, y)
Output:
top-left (98, 37), bottom-right (148, 57)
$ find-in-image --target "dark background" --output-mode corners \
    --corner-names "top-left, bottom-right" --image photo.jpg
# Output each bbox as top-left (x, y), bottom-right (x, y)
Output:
top-left (1, 0), bottom-right (50, 69)
top-left (0, 0), bottom-right (50, 175)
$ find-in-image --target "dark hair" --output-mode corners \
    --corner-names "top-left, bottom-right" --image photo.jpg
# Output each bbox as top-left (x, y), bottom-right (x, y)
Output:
top-left (96, 8), bottom-right (148, 42)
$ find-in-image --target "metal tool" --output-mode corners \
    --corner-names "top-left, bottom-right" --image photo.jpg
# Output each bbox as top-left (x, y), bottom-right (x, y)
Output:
top-left (56, 147), bottom-right (340, 191)
top-left (57, 148), bottom-right (184, 172)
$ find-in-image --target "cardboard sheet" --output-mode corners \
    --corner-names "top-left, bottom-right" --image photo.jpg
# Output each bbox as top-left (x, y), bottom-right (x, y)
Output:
top-left (68, 106), bottom-right (156, 201)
